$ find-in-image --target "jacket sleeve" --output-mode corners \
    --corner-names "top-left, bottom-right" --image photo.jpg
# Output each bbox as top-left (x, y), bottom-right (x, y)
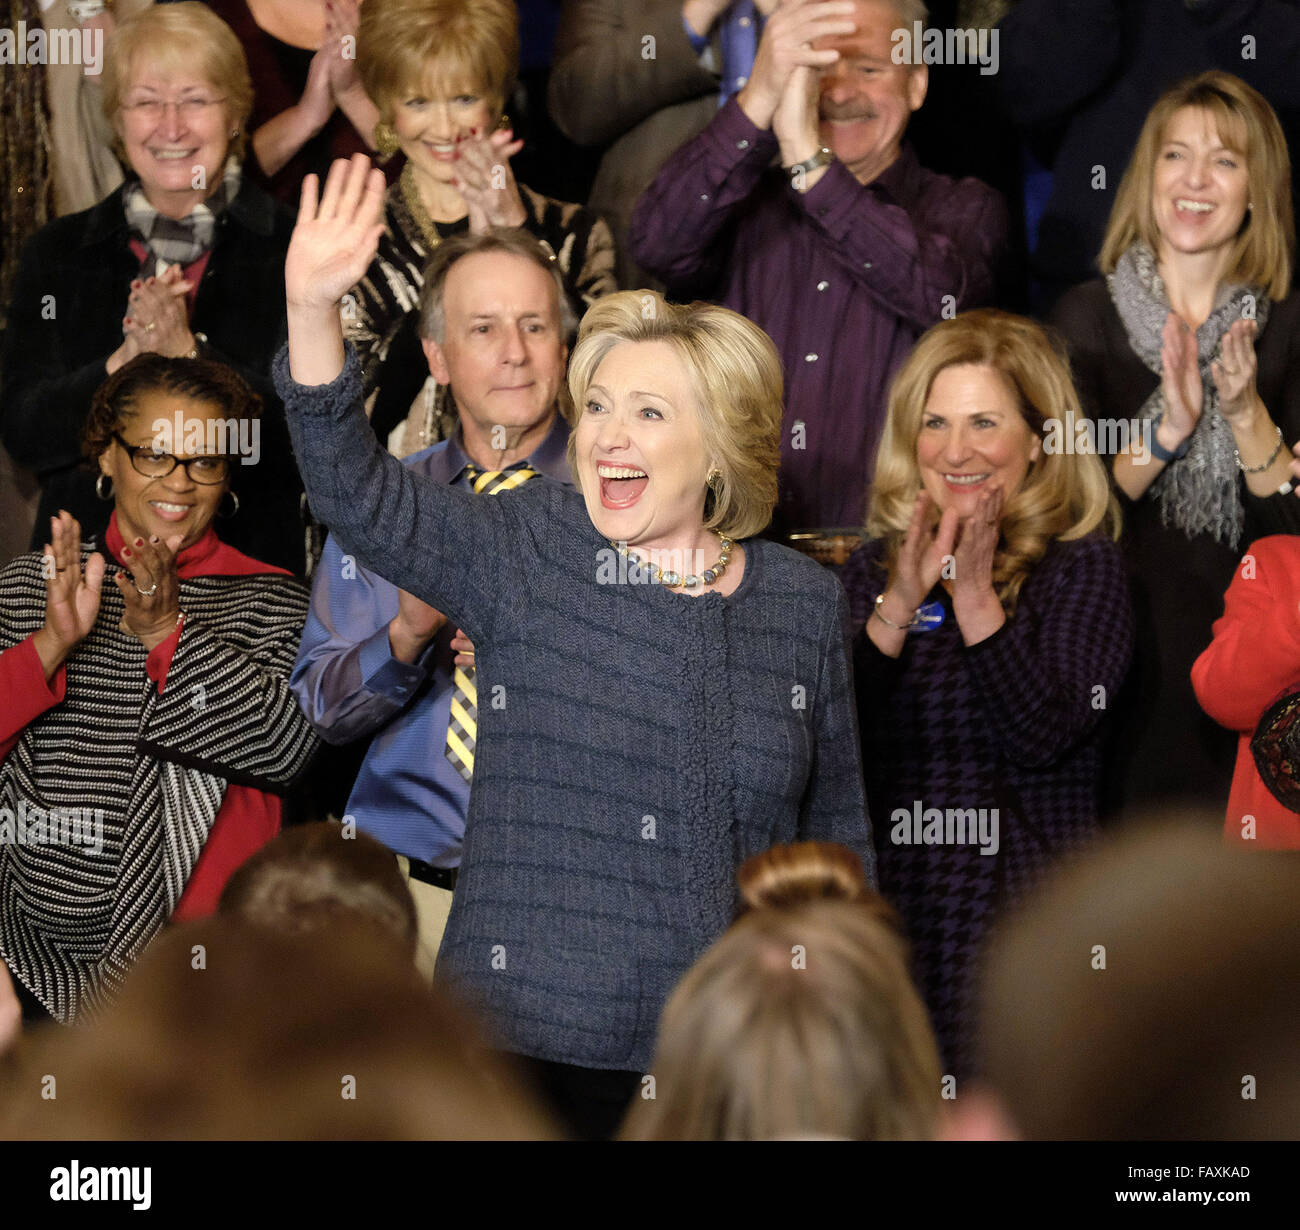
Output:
top-left (274, 344), bottom-right (512, 645)
top-left (0, 232), bottom-right (116, 476)
top-left (290, 531), bottom-right (443, 746)
top-left (998, 0), bottom-right (1125, 129)
top-left (798, 587), bottom-right (876, 885)
top-left (0, 638), bottom-right (66, 764)
top-left (628, 96), bottom-right (775, 294)
top-left (547, 0), bottom-right (719, 147)
top-left (1192, 537), bottom-right (1300, 733)
top-left (138, 583), bottom-right (321, 788)
top-left (789, 161), bottom-right (1007, 329)
top-left (961, 538), bottom-right (1135, 769)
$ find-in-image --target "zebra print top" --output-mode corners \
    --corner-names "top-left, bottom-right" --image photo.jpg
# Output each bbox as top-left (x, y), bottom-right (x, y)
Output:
top-left (0, 542), bottom-right (319, 1022)
top-left (343, 179), bottom-right (618, 400)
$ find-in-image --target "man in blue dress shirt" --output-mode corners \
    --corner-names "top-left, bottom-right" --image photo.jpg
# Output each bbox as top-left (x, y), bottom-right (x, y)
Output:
top-left (291, 230), bottom-right (576, 975)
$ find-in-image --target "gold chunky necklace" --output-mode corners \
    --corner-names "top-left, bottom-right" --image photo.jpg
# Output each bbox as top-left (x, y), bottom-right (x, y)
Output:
top-left (400, 163), bottom-right (444, 252)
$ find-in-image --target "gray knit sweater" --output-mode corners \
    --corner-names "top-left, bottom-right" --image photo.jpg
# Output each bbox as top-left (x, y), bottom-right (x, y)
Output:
top-left (275, 346), bottom-right (873, 1071)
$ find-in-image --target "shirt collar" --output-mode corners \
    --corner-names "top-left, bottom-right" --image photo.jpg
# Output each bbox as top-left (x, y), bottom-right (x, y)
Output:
top-left (449, 412), bottom-right (572, 486)
top-left (869, 142), bottom-right (922, 205)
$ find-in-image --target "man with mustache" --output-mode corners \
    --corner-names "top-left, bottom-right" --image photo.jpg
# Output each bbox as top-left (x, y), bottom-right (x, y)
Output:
top-left (630, 0), bottom-right (1007, 556)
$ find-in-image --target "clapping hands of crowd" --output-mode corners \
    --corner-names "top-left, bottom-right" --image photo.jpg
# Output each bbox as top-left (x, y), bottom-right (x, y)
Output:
top-left (300, 0), bottom-right (365, 132)
top-left (453, 125), bottom-right (528, 233)
top-left (34, 510), bottom-right (187, 672)
top-left (1160, 312), bottom-right (1262, 455)
top-left (32, 513), bottom-right (105, 682)
top-left (108, 266), bottom-right (195, 374)
top-left (115, 531), bottom-right (186, 652)
top-left (736, 0), bottom-right (855, 139)
top-left (880, 487), bottom-right (1007, 644)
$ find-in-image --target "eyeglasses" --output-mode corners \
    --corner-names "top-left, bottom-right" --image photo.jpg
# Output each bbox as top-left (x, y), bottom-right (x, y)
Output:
top-left (112, 433), bottom-right (229, 485)
top-left (119, 96), bottom-right (227, 122)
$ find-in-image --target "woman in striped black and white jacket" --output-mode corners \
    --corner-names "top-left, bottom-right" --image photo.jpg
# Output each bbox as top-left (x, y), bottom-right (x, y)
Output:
top-left (0, 355), bottom-right (320, 1025)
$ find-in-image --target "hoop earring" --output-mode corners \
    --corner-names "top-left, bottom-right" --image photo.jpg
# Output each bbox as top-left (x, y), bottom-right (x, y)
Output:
top-left (374, 122), bottom-right (400, 160)
top-left (218, 489), bottom-right (240, 518)
top-left (95, 473), bottom-right (113, 501)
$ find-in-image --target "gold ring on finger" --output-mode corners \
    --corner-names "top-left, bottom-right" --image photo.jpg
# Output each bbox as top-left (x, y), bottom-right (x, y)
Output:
top-left (134, 581), bottom-right (158, 597)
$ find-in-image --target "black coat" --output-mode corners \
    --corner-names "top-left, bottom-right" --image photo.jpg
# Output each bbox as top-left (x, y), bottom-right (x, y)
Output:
top-left (0, 179), bottom-right (307, 575)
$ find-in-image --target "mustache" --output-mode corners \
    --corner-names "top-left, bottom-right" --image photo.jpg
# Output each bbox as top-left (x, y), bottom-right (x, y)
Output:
top-left (819, 106), bottom-right (878, 123)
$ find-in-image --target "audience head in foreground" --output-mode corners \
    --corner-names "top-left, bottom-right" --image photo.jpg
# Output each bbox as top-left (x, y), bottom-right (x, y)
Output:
top-left (0, 919), bottom-right (558, 1140)
top-left (219, 820), bottom-right (419, 963)
top-left (621, 841), bottom-right (941, 1141)
top-left (969, 817), bottom-right (1300, 1139)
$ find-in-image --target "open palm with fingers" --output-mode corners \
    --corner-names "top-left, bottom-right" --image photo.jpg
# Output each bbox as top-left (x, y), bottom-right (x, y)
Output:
top-left (286, 155), bottom-right (388, 312)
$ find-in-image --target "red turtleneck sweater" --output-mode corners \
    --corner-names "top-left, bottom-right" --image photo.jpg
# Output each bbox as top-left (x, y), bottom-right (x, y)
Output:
top-left (0, 513), bottom-right (290, 917)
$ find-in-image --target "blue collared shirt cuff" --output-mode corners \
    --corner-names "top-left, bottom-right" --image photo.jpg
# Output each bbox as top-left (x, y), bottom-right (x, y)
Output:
top-left (357, 623), bottom-right (428, 701)
top-left (682, 13), bottom-right (711, 56)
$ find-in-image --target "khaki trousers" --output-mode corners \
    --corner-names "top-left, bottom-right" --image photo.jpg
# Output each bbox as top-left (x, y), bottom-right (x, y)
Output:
top-left (395, 855), bottom-right (455, 983)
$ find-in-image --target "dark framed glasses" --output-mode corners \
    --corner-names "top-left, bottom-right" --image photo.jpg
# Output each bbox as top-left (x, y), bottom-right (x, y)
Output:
top-left (112, 432), bottom-right (230, 485)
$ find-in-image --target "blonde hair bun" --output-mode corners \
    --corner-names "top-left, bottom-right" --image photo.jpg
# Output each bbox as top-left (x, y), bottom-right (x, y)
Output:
top-left (737, 841), bottom-right (870, 912)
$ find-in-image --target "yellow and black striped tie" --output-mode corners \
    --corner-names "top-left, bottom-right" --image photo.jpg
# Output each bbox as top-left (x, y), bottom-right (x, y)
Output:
top-left (444, 464), bottom-right (538, 783)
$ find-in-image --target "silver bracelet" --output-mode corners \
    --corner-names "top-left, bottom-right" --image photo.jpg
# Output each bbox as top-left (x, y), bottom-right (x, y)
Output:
top-left (873, 592), bottom-right (920, 631)
top-left (1235, 424), bottom-right (1283, 475)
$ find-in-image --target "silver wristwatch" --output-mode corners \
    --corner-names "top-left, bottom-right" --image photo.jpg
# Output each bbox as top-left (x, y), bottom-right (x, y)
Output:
top-left (784, 147), bottom-right (835, 179)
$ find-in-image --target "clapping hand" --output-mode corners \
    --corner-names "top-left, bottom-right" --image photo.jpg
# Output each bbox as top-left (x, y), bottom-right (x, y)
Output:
top-left (32, 512), bottom-right (105, 681)
top-left (887, 491), bottom-right (959, 614)
top-left (1211, 318), bottom-right (1260, 422)
top-left (737, 0), bottom-right (855, 132)
top-left (454, 126), bottom-right (528, 233)
top-left (772, 60), bottom-right (823, 167)
top-left (324, 0), bottom-right (363, 99)
top-left (950, 485), bottom-right (1003, 607)
top-left (124, 265), bottom-right (195, 359)
top-left (1159, 312), bottom-right (1203, 449)
top-left (115, 532), bottom-right (185, 651)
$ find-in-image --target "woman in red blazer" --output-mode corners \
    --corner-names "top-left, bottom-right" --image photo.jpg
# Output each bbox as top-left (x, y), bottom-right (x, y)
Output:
top-left (1192, 534), bottom-right (1300, 848)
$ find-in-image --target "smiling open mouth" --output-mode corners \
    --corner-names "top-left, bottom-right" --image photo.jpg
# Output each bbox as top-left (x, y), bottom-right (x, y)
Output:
top-left (597, 463), bottom-right (648, 508)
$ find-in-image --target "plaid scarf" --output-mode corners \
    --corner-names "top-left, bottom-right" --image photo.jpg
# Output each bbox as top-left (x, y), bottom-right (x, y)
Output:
top-left (122, 158), bottom-right (242, 278)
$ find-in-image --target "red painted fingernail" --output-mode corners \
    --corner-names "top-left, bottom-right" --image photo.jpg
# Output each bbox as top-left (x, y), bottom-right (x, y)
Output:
top-left (134, 537), bottom-right (144, 547)
top-left (123, 548), bottom-right (131, 558)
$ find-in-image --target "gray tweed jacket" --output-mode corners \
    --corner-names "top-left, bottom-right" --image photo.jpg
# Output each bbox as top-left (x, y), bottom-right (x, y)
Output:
top-left (275, 345), bottom-right (873, 1071)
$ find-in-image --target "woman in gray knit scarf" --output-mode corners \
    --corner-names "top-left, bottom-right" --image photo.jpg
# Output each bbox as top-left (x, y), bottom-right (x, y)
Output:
top-left (1049, 71), bottom-right (1300, 822)
top-left (275, 155), bottom-right (874, 1139)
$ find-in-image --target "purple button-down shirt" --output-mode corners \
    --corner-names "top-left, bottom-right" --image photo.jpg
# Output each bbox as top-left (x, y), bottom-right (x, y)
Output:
top-left (628, 96), bottom-right (1008, 534)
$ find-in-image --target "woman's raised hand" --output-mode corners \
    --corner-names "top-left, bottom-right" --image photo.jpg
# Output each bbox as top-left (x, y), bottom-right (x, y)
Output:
top-left (32, 512), bottom-right (105, 681)
top-left (286, 155), bottom-right (387, 313)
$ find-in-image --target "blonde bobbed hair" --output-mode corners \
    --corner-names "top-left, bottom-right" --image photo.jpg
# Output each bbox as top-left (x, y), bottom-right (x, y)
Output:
top-left (104, 3), bottom-right (253, 163)
top-left (566, 291), bottom-right (782, 542)
top-left (1099, 71), bottom-right (1293, 298)
top-left (868, 309), bottom-right (1120, 611)
top-left (620, 842), bottom-right (942, 1141)
top-left (358, 0), bottom-right (518, 128)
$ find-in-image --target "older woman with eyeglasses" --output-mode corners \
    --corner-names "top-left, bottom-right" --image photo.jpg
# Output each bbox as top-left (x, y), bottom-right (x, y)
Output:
top-left (0, 355), bottom-right (320, 1027)
top-left (0, 3), bottom-right (309, 575)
